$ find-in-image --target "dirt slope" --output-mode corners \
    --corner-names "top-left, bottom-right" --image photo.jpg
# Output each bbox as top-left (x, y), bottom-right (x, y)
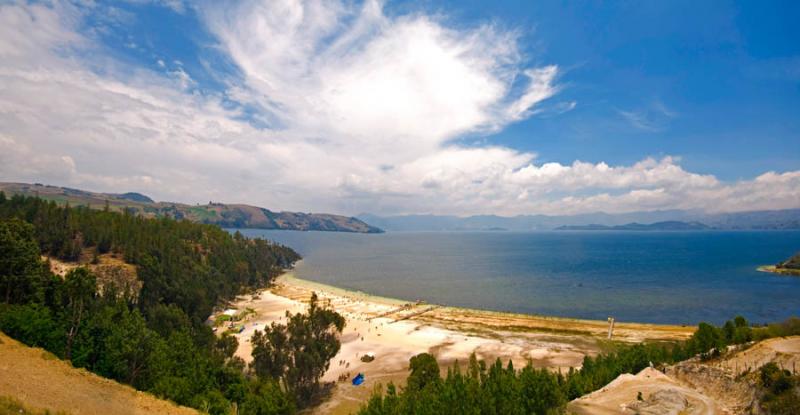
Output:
top-left (0, 332), bottom-right (197, 415)
top-left (567, 336), bottom-right (800, 415)
top-left (718, 336), bottom-right (800, 374)
top-left (568, 367), bottom-right (725, 415)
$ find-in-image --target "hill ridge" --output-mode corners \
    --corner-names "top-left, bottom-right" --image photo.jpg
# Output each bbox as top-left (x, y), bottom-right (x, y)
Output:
top-left (0, 182), bottom-right (382, 233)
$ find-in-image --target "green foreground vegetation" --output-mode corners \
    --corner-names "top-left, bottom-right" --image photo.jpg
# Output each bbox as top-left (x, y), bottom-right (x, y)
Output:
top-left (0, 193), bottom-right (344, 414)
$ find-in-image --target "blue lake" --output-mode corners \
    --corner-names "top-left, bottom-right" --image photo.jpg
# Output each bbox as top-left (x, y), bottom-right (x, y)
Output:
top-left (235, 229), bottom-right (800, 325)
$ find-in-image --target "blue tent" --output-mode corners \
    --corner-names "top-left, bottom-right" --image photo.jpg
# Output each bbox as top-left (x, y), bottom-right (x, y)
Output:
top-left (352, 373), bottom-right (365, 386)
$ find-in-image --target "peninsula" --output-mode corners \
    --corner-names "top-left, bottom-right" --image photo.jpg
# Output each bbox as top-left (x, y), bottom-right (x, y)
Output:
top-left (758, 252), bottom-right (800, 276)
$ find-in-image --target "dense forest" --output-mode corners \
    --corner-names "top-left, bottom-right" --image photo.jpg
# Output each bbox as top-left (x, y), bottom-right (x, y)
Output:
top-left (358, 317), bottom-right (800, 414)
top-left (0, 193), bottom-right (332, 414)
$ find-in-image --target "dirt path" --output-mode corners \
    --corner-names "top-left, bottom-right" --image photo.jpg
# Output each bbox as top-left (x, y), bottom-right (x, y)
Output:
top-left (0, 332), bottom-right (197, 415)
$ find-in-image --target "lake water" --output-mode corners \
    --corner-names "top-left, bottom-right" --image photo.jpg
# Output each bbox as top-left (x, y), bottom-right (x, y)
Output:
top-left (235, 229), bottom-right (800, 325)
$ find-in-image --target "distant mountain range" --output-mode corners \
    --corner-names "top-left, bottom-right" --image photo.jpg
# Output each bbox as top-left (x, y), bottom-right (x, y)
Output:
top-left (0, 182), bottom-right (382, 233)
top-left (556, 221), bottom-right (711, 231)
top-left (358, 209), bottom-right (800, 231)
top-left (4, 182), bottom-right (797, 233)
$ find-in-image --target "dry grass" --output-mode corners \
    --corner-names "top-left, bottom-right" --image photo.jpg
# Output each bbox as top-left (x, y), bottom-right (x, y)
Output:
top-left (0, 332), bottom-right (198, 415)
top-left (0, 396), bottom-right (71, 415)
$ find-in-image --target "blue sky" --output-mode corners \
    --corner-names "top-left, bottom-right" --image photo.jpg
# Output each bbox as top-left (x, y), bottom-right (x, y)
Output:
top-left (480, 0), bottom-right (800, 180)
top-left (85, 0), bottom-right (800, 179)
top-left (0, 1), bottom-right (798, 215)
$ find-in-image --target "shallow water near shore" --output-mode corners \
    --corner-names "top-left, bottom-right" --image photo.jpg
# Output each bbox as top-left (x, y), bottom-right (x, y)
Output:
top-left (234, 229), bottom-right (800, 325)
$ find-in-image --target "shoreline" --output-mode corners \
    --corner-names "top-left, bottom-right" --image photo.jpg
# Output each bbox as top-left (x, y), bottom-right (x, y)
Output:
top-left (276, 272), bottom-right (695, 341)
top-left (225, 271), bottom-right (696, 414)
top-left (277, 272), bottom-right (409, 307)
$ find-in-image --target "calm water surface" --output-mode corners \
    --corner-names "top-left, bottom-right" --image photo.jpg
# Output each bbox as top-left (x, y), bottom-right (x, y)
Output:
top-left (235, 230), bottom-right (800, 325)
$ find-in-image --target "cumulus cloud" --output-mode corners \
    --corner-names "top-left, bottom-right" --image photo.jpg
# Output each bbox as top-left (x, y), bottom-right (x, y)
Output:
top-left (0, 1), bottom-right (797, 217)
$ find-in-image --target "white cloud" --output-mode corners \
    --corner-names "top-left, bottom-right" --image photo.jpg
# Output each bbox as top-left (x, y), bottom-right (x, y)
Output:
top-left (122, 0), bottom-right (186, 14)
top-left (617, 99), bottom-right (678, 133)
top-left (201, 0), bottom-right (557, 148)
top-left (0, 1), bottom-right (798, 217)
top-left (169, 67), bottom-right (195, 90)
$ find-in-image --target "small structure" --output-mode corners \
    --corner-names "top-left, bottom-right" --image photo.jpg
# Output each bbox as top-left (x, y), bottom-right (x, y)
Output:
top-left (607, 317), bottom-right (615, 339)
top-left (222, 309), bottom-right (238, 317)
top-left (352, 373), bottom-right (365, 386)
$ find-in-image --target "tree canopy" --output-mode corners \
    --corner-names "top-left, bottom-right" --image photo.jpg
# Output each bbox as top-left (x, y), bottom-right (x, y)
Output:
top-left (0, 193), bottom-right (303, 414)
top-left (251, 293), bottom-right (345, 406)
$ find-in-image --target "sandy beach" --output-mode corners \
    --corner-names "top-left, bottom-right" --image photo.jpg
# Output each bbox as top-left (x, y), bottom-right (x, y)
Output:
top-left (223, 272), bottom-right (696, 414)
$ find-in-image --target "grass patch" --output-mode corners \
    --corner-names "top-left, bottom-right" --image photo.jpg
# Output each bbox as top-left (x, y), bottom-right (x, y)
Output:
top-left (0, 396), bottom-right (71, 415)
top-left (214, 314), bottom-right (232, 327)
top-left (188, 206), bottom-right (217, 221)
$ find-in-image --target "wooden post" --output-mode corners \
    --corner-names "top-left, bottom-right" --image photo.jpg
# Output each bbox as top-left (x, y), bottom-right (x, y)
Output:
top-left (607, 317), bottom-right (615, 339)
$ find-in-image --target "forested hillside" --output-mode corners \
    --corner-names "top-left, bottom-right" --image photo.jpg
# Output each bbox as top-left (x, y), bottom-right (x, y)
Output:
top-left (0, 192), bottom-right (306, 414)
top-left (0, 192), bottom-right (300, 323)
